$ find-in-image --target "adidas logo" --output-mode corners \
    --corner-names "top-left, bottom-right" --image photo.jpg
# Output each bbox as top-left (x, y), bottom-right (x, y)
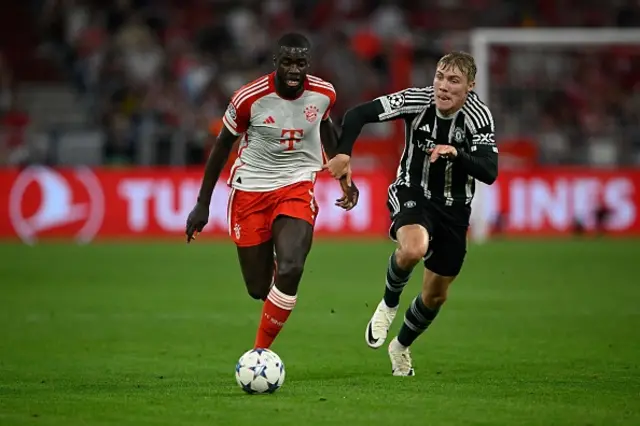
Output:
top-left (263, 116), bottom-right (275, 124)
top-left (418, 124), bottom-right (430, 132)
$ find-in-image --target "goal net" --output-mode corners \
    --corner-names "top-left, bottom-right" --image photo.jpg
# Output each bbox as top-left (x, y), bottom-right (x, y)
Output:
top-left (468, 28), bottom-right (640, 243)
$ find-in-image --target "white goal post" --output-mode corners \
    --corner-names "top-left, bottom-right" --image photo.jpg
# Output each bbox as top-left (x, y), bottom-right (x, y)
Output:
top-left (468, 28), bottom-right (640, 244)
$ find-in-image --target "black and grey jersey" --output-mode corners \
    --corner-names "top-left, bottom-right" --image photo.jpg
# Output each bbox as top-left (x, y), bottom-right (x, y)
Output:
top-left (372, 86), bottom-right (497, 206)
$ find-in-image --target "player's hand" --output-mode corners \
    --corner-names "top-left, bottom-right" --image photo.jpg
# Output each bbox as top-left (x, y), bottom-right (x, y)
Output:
top-left (335, 172), bottom-right (359, 211)
top-left (185, 202), bottom-right (209, 243)
top-left (428, 145), bottom-right (458, 163)
top-left (323, 154), bottom-right (351, 183)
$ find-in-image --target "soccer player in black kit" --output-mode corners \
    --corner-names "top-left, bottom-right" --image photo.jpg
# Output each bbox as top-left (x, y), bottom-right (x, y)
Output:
top-left (324, 52), bottom-right (498, 376)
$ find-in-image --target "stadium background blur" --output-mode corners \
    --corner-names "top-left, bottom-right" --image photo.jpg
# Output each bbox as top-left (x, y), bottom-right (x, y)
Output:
top-left (0, 0), bottom-right (639, 169)
top-left (2, 2), bottom-right (640, 424)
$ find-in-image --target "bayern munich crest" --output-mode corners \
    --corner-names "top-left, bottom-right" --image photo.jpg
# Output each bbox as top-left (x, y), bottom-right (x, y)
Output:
top-left (304, 105), bottom-right (319, 122)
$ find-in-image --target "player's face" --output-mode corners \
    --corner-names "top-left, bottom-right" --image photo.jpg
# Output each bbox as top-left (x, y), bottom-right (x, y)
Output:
top-left (275, 48), bottom-right (309, 91)
top-left (433, 64), bottom-right (474, 114)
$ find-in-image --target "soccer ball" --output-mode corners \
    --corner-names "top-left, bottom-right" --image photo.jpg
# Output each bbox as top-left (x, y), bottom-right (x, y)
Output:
top-left (235, 348), bottom-right (285, 394)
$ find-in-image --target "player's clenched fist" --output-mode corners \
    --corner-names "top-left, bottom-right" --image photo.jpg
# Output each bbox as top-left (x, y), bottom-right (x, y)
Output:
top-left (323, 153), bottom-right (351, 182)
top-left (185, 202), bottom-right (209, 243)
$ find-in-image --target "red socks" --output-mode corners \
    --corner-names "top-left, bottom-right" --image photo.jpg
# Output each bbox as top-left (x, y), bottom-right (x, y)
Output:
top-left (254, 285), bottom-right (297, 349)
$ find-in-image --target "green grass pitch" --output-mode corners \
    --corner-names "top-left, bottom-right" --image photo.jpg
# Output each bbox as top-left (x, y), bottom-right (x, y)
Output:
top-left (1, 239), bottom-right (639, 425)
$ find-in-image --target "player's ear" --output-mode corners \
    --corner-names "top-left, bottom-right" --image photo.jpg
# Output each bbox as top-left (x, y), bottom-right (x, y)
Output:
top-left (273, 55), bottom-right (277, 67)
top-left (467, 80), bottom-right (475, 93)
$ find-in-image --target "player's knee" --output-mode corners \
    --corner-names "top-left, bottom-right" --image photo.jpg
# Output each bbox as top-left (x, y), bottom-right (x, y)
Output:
top-left (276, 258), bottom-right (304, 280)
top-left (397, 241), bottom-right (428, 268)
top-left (396, 225), bottom-right (429, 268)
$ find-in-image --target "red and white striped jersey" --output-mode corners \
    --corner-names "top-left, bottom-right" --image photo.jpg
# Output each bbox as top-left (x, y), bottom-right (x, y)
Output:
top-left (222, 72), bottom-right (336, 192)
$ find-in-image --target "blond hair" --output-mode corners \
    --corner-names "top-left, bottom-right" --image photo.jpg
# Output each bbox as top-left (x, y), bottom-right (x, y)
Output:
top-left (437, 51), bottom-right (477, 83)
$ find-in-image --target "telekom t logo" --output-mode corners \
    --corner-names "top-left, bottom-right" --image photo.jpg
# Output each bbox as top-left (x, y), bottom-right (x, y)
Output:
top-left (280, 129), bottom-right (304, 151)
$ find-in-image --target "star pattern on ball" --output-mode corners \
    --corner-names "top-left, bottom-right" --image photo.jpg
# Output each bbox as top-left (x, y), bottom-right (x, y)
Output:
top-left (266, 381), bottom-right (280, 393)
top-left (249, 363), bottom-right (267, 380)
top-left (241, 382), bottom-right (257, 394)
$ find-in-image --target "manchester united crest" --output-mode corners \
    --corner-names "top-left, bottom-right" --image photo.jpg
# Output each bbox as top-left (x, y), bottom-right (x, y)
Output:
top-left (454, 127), bottom-right (465, 143)
top-left (304, 105), bottom-right (319, 122)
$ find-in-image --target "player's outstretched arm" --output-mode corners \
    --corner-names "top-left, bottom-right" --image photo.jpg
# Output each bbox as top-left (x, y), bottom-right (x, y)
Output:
top-left (335, 100), bottom-right (386, 157)
top-left (337, 87), bottom-right (431, 157)
top-left (323, 100), bottom-right (384, 180)
top-left (185, 126), bottom-right (239, 242)
top-left (326, 88), bottom-right (430, 180)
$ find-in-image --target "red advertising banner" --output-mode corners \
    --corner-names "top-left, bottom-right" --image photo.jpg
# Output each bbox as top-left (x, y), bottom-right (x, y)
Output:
top-left (476, 168), bottom-right (640, 236)
top-left (0, 167), bottom-right (391, 244)
top-left (0, 166), bottom-right (639, 243)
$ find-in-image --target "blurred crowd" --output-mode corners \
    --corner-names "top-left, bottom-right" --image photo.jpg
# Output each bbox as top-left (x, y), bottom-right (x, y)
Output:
top-left (1, 0), bottom-right (639, 166)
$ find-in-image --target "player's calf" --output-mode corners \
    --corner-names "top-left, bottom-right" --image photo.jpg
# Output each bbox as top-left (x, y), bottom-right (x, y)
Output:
top-left (241, 262), bottom-right (275, 301)
top-left (245, 280), bottom-right (271, 301)
top-left (365, 224), bottom-right (429, 349)
top-left (237, 243), bottom-right (276, 301)
top-left (384, 224), bottom-right (429, 307)
top-left (254, 216), bottom-right (313, 349)
top-left (390, 270), bottom-right (455, 371)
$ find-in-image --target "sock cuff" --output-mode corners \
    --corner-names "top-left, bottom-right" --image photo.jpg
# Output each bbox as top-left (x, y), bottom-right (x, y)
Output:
top-left (267, 286), bottom-right (297, 310)
top-left (412, 294), bottom-right (439, 320)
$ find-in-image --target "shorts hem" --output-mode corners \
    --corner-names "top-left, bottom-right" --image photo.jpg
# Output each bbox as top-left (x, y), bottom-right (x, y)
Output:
top-left (272, 213), bottom-right (315, 228)
top-left (233, 237), bottom-right (272, 248)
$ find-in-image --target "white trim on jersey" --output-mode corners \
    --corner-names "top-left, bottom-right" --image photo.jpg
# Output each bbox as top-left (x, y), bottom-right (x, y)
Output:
top-left (387, 184), bottom-right (401, 216)
top-left (307, 76), bottom-right (335, 90)
top-left (224, 77), bottom-right (271, 135)
top-left (377, 87), bottom-right (433, 121)
top-left (226, 188), bottom-right (237, 236)
top-left (462, 92), bottom-right (494, 133)
top-left (231, 76), bottom-right (269, 105)
top-left (233, 81), bottom-right (270, 109)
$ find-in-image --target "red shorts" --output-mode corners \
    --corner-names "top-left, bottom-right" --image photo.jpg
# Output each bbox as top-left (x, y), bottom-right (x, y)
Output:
top-left (227, 181), bottom-right (318, 247)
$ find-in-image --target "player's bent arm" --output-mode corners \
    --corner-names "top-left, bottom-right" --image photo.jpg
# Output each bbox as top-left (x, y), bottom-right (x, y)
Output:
top-left (455, 149), bottom-right (498, 185)
top-left (320, 116), bottom-right (360, 208)
top-left (196, 126), bottom-right (240, 206)
top-left (319, 117), bottom-right (341, 158)
top-left (455, 123), bottom-right (499, 185)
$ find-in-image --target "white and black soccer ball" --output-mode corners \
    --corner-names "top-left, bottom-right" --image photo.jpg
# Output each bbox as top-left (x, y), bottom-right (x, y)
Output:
top-left (235, 348), bottom-right (285, 394)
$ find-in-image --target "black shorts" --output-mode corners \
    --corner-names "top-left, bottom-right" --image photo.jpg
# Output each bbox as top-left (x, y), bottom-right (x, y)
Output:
top-left (387, 185), bottom-right (470, 276)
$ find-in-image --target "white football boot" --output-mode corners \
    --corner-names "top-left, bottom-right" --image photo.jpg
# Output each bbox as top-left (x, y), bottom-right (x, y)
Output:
top-left (388, 337), bottom-right (415, 376)
top-left (365, 299), bottom-right (398, 349)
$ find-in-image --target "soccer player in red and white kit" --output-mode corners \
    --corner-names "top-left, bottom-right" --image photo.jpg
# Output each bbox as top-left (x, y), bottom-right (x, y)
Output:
top-left (186, 33), bottom-right (359, 350)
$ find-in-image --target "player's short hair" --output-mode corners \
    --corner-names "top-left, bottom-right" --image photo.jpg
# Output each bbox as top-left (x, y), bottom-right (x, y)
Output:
top-left (437, 51), bottom-right (477, 83)
top-left (277, 33), bottom-right (311, 50)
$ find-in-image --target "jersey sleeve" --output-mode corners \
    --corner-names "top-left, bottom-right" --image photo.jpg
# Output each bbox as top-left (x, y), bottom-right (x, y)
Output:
top-left (469, 105), bottom-right (497, 155)
top-left (222, 98), bottom-right (251, 136)
top-left (374, 87), bottom-right (432, 121)
top-left (471, 123), bottom-right (498, 154)
top-left (322, 88), bottom-right (336, 120)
